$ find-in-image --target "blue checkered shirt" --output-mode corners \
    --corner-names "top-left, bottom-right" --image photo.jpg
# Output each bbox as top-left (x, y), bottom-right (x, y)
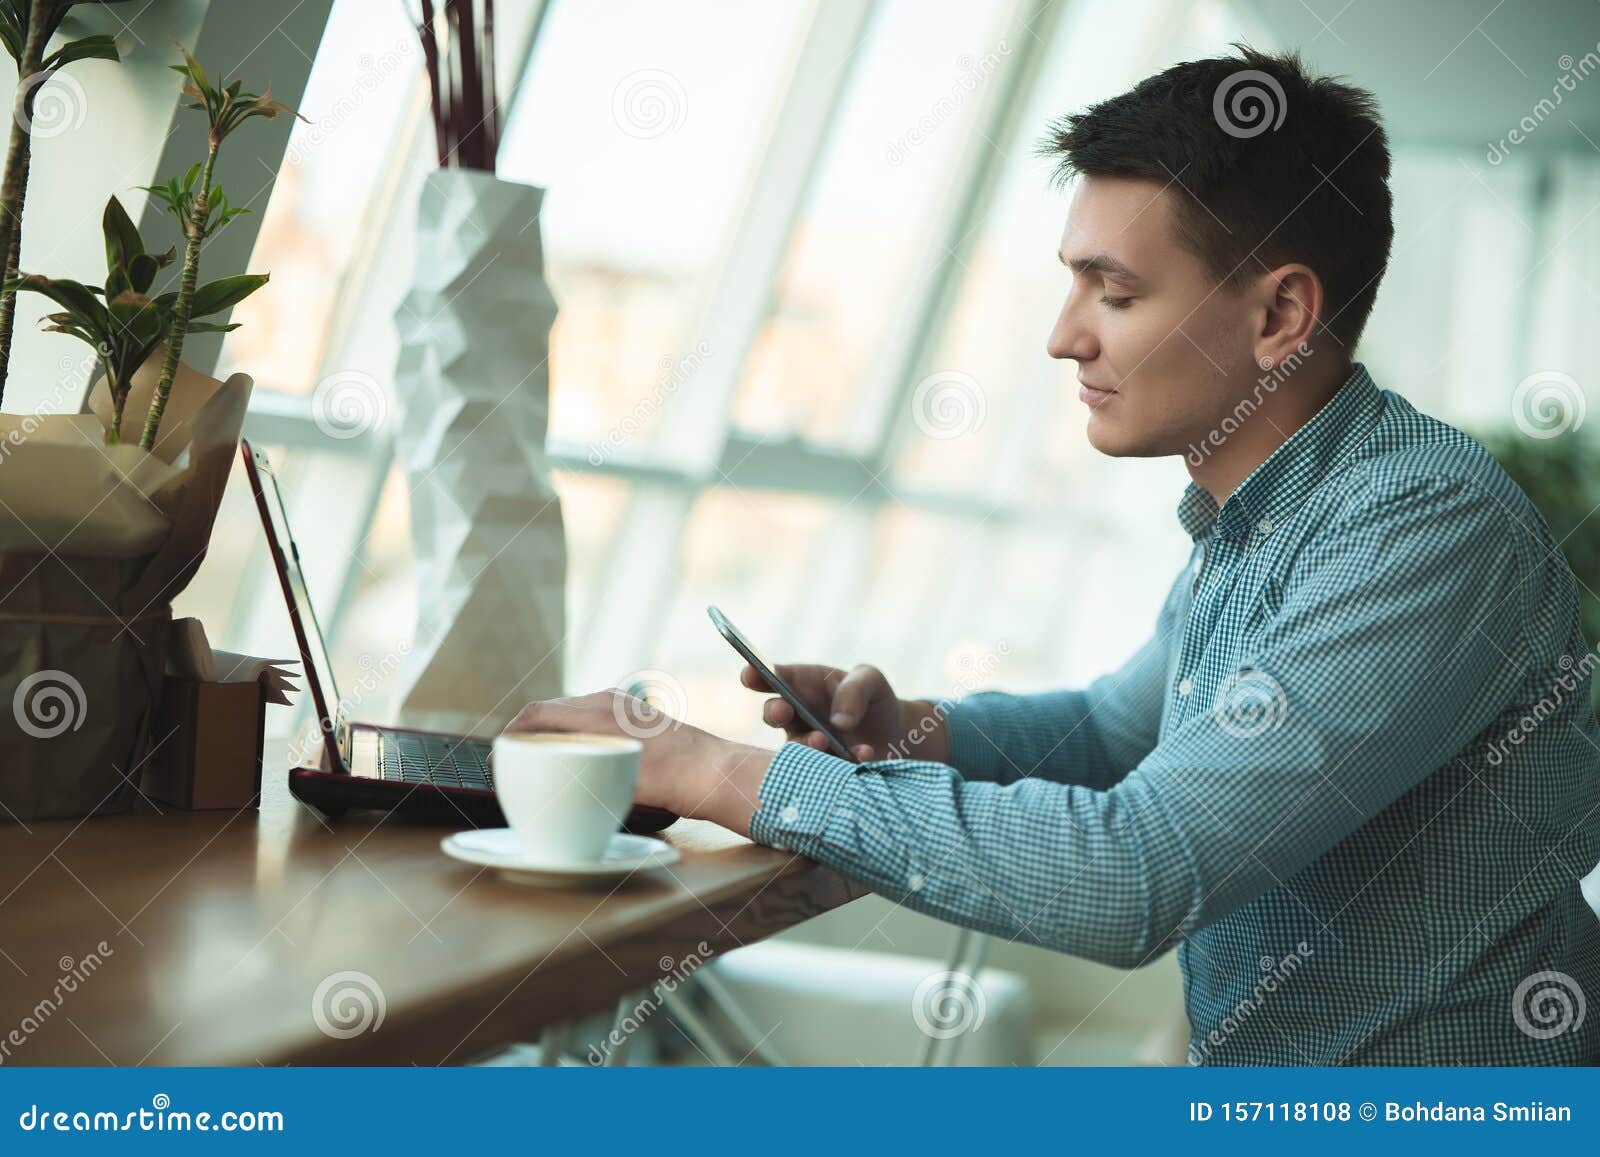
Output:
top-left (749, 364), bottom-right (1600, 1065)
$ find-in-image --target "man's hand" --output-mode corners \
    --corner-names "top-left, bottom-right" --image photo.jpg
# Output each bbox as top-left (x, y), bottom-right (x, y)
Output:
top-left (503, 690), bottom-right (775, 838)
top-left (738, 662), bottom-right (948, 764)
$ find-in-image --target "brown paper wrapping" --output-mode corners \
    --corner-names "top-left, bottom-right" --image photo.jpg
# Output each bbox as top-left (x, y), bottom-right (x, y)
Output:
top-left (0, 349), bottom-right (252, 821)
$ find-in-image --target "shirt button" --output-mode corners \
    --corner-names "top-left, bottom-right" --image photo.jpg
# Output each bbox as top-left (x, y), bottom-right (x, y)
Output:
top-left (1177, 677), bottom-right (1193, 696)
top-left (1257, 516), bottom-right (1274, 534)
top-left (779, 803), bottom-right (800, 825)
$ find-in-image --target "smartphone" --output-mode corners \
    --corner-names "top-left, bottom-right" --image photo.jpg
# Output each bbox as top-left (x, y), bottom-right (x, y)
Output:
top-left (707, 604), bottom-right (856, 761)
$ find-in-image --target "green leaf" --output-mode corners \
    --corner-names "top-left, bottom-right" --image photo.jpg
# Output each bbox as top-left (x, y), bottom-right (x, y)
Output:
top-left (108, 291), bottom-right (161, 340)
top-left (101, 195), bottom-right (143, 273)
top-left (0, 4), bottom-right (22, 66)
top-left (9, 273), bottom-right (109, 329)
top-left (172, 40), bottom-right (208, 94)
top-left (41, 314), bottom-right (96, 341)
top-left (249, 87), bottom-right (303, 123)
top-left (184, 320), bottom-right (241, 334)
top-left (42, 33), bottom-right (120, 71)
top-left (213, 205), bottom-right (251, 234)
top-left (106, 291), bottom-right (167, 382)
top-left (137, 179), bottom-right (189, 224)
top-left (144, 190), bottom-right (177, 217)
top-left (186, 272), bottom-right (268, 318)
top-left (127, 252), bottom-right (158, 293)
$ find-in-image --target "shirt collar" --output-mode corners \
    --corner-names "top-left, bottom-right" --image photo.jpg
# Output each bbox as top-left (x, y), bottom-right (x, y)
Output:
top-left (1176, 362), bottom-right (1384, 543)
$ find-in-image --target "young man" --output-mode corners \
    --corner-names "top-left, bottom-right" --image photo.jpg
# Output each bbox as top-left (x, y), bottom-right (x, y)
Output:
top-left (507, 48), bottom-right (1600, 1065)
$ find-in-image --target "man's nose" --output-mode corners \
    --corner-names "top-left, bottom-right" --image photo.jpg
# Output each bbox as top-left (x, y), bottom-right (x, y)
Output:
top-left (1047, 303), bottom-right (1096, 362)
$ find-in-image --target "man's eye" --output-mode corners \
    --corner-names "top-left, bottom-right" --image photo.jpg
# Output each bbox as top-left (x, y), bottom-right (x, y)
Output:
top-left (1099, 295), bottom-right (1133, 309)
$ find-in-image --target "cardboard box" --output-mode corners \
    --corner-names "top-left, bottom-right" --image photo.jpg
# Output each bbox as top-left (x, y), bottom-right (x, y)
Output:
top-left (143, 675), bottom-right (265, 810)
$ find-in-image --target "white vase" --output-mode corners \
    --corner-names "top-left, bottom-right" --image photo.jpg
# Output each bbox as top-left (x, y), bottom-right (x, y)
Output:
top-left (391, 169), bottom-right (566, 736)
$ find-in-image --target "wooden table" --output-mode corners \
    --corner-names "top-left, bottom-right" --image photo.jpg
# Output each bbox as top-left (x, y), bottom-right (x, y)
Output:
top-left (0, 772), bottom-right (862, 1065)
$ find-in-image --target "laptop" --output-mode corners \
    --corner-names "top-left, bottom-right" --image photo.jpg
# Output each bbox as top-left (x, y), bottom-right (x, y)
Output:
top-left (241, 439), bottom-right (677, 834)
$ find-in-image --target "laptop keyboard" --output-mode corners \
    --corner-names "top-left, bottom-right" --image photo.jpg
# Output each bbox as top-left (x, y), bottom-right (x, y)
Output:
top-left (377, 732), bottom-right (493, 790)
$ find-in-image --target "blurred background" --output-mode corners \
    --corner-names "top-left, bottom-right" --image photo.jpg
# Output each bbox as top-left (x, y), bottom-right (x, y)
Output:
top-left (11, 0), bottom-right (1599, 1063)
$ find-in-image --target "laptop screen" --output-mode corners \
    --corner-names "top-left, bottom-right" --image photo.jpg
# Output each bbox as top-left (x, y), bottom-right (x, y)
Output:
top-left (241, 442), bottom-right (346, 769)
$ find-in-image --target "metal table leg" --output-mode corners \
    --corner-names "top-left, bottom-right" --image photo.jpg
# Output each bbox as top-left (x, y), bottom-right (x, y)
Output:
top-left (918, 929), bottom-right (991, 1066)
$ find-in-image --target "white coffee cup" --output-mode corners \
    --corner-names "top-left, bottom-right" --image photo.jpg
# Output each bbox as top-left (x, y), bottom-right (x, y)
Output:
top-left (491, 732), bottom-right (642, 864)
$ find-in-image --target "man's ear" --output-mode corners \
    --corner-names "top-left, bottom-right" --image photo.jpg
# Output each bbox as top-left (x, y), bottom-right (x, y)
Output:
top-left (1253, 263), bottom-right (1324, 370)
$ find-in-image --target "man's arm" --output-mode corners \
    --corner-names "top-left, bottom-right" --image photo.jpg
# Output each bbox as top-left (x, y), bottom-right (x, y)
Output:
top-left (937, 597), bottom-right (1175, 789)
top-left (716, 475), bottom-right (1528, 968)
top-left (743, 570), bottom-right (1180, 788)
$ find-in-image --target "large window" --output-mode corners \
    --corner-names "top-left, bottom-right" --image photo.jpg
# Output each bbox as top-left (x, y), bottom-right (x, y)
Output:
top-left (729, 0), bottom-right (1010, 448)
top-left (499, 0), bottom-right (808, 451)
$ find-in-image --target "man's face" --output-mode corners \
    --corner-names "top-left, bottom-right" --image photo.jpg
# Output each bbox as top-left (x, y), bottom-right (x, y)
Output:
top-left (1049, 175), bottom-right (1261, 458)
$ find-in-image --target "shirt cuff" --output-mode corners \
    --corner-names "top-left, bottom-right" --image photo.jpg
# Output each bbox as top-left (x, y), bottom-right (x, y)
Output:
top-left (747, 740), bottom-right (858, 854)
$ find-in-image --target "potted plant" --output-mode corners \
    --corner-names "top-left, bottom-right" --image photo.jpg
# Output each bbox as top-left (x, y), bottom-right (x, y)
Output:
top-left (136, 43), bottom-right (293, 450)
top-left (0, 40), bottom-right (293, 821)
top-left (1477, 426), bottom-right (1600, 715)
top-left (0, 0), bottom-right (134, 406)
top-left (389, 0), bottom-right (566, 736)
top-left (7, 194), bottom-right (266, 442)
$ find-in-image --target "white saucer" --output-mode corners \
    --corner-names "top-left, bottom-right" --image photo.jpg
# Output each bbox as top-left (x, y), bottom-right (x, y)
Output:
top-left (440, 828), bottom-right (680, 887)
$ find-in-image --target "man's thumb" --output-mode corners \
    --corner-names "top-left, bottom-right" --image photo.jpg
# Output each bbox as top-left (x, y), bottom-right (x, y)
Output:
top-left (830, 665), bottom-right (882, 727)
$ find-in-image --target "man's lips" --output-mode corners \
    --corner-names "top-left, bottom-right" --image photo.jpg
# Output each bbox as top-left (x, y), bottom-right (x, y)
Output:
top-left (1078, 380), bottom-right (1117, 408)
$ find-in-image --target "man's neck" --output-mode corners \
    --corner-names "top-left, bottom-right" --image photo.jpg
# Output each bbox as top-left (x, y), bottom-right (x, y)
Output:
top-left (1186, 358), bottom-right (1355, 506)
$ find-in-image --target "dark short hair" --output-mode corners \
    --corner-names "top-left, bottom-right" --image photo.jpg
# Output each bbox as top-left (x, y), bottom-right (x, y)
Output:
top-left (1043, 45), bottom-right (1393, 351)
